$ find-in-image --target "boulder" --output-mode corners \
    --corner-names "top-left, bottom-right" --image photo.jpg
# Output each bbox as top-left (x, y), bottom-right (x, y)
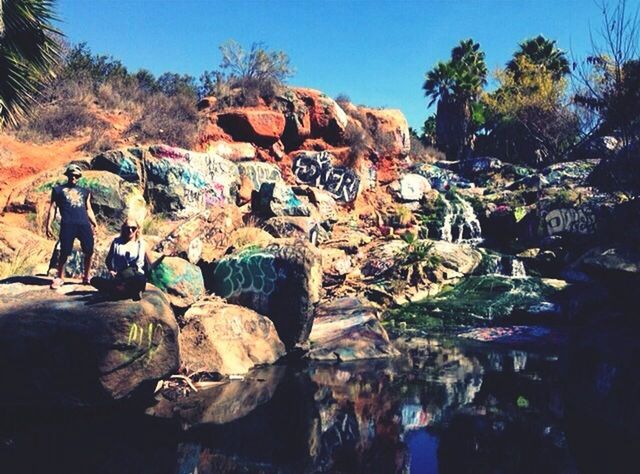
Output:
top-left (359, 107), bottom-right (411, 156)
top-left (293, 185), bottom-right (339, 224)
top-left (179, 297), bottom-right (285, 375)
top-left (263, 216), bottom-right (327, 244)
top-left (588, 143), bottom-right (640, 193)
top-left (291, 150), bottom-right (360, 202)
top-left (209, 240), bottom-right (322, 349)
top-left (0, 281), bottom-right (179, 406)
top-left (412, 163), bottom-right (473, 191)
top-left (237, 161), bottom-right (283, 192)
top-left (216, 108), bottom-right (286, 145)
top-left (308, 298), bottom-right (398, 361)
top-left (91, 147), bottom-right (145, 182)
top-left (430, 240), bottom-right (483, 276)
top-left (204, 140), bottom-right (256, 162)
top-left (148, 256), bottom-right (205, 310)
top-left (146, 144), bottom-right (239, 216)
top-left (0, 223), bottom-right (53, 277)
top-left (251, 181), bottom-right (311, 218)
top-left (276, 89), bottom-right (312, 147)
top-left (397, 173), bottom-right (431, 201)
top-left (293, 88), bottom-right (348, 144)
top-left (154, 206), bottom-right (243, 263)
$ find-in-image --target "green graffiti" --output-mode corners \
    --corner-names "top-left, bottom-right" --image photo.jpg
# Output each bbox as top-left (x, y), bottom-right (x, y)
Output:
top-left (213, 248), bottom-right (277, 298)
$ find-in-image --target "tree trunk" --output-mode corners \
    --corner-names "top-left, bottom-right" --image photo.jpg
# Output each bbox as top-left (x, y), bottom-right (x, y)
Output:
top-left (436, 97), bottom-right (471, 160)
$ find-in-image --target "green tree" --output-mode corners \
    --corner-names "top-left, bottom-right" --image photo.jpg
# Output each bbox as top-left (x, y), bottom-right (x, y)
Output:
top-left (483, 55), bottom-right (578, 165)
top-left (423, 39), bottom-right (487, 159)
top-left (507, 35), bottom-right (570, 81)
top-left (0, 0), bottom-right (62, 128)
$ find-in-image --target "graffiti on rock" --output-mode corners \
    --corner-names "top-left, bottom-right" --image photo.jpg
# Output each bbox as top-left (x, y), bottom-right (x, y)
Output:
top-left (147, 145), bottom-right (240, 215)
top-left (238, 162), bottom-right (282, 190)
top-left (125, 322), bottom-right (165, 361)
top-left (213, 249), bottom-right (279, 299)
top-left (545, 207), bottom-right (597, 235)
top-left (292, 152), bottom-right (360, 202)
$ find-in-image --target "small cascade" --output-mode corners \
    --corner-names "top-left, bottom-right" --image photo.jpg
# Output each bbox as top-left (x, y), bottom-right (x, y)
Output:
top-left (482, 253), bottom-right (528, 277)
top-left (510, 259), bottom-right (527, 278)
top-left (439, 194), bottom-right (482, 244)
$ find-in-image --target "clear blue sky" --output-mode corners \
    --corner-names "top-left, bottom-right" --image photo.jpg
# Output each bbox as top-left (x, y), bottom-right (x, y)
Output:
top-left (56, 0), bottom-right (618, 129)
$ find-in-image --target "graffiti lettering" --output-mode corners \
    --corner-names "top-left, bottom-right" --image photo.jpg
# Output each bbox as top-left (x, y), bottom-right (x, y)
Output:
top-left (238, 162), bottom-right (282, 190)
top-left (545, 207), bottom-right (597, 235)
top-left (213, 249), bottom-right (278, 299)
top-left (292, 152), bottom-right (360, 202)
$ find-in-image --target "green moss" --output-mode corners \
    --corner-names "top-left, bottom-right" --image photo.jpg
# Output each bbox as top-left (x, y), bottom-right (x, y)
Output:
top-left (387, 275), bottom-right (560, 332)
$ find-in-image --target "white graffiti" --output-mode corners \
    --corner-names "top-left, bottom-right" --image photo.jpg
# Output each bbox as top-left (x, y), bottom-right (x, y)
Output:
top-left (292, 152), bottom-right (360, 202)
top-left (545, 207), bottom-right (597, 235)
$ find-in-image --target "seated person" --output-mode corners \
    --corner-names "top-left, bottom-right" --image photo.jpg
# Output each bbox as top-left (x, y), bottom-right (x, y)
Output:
top-left (91, 217), bottom-right (163, 299)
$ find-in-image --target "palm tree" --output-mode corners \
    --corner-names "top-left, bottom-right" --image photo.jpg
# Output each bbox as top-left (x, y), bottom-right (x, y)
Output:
top-left (423, 39), bottom-right (487, 159)
top-left (507, 35), bottom-right (570, 81)
top-left (0, 0), bottom-right (62, 128)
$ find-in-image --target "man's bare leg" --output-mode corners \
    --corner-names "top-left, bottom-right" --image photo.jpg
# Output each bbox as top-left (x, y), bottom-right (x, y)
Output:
top-left (83, 252), bottom-right (93, 284)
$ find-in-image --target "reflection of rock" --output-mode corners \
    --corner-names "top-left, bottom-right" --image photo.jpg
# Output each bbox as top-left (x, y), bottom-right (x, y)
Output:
top-left (179, 297), bottom-right (285, 375)
top-left (0, 281), bottom-right (179, 406)
top-left (148, 366), bottom-right (286, 426)
top-left (174, 369), bottom-right (321, 473)
top-left (309, 297), bottom-right (399, 361)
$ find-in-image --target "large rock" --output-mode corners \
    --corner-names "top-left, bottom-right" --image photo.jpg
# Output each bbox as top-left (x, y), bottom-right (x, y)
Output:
top-left (397, 173), bottom-right (431, 201)
top-left (308, 298), bottom-right (398, 361)
top-left (148, 256), bottom-right (205, 310)
top-left (146, 144), bottom-right (239, 216)
top-left (251, 181), bottom-right (311, 218)
top-left (237, 161), bottom-right (283, 192)
top-left (293, 88), bottom-right (348, 144)
top-left (263, 216), bottom-right (327, 244)
top-left (291, 150), bottom-right (360, 202)
top-left (216, 108), bottom-right (286, 145)
top-left (359, 107), bottom-right (411, 156)
top-left (91, 147), bottom-right (145, 182)
top-left (0, 280), bottom-right (179, 406)
top-left (210, 240), bottom-right (322, 349)
top-left (179, 297), bottom-right (285, 375)
top-left (154, 206), bottom-right (243, 264)
top-left (203, 140), bottom-right (257, 162)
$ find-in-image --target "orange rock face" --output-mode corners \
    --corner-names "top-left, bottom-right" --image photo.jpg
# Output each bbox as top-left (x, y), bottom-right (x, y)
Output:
top-left (217, 108), bottom-right (286, 145)
top-left (359, 107), bottom-right (411, 156)
top-left (293, 88), bottom-right (348, 144)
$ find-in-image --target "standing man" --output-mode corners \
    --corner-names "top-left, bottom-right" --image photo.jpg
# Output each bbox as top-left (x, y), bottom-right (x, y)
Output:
top-left (46, 164), bottom-right (97, 289)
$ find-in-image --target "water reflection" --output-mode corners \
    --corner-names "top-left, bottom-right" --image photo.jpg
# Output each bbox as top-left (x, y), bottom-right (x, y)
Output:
top-left (2, 335), bottom-right (635, 473)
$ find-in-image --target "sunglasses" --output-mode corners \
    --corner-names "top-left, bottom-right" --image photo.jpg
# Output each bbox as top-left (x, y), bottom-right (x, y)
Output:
top-left (124, 226), bottom-right (138, 232)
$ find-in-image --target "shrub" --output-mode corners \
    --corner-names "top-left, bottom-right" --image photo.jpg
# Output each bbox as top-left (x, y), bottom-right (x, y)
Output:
top-left (125, 93), bottom-right (198, 148)
top-left (15, 102), bottom-right (107, 143)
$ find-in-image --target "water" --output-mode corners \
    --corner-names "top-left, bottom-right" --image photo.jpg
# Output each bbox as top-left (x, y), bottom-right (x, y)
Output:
top-left (439, 195), bottom-right (482, 244)
top-left (3, 334), bottom-right (634, 473)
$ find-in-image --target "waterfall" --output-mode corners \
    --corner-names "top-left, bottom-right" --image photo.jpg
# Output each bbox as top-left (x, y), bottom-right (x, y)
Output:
top-left (510, 259), bottom-right (527, 277)
top-left (483, 253), bottom-right (528, 278)
top-left (439, 194), bottom-right (482, 243)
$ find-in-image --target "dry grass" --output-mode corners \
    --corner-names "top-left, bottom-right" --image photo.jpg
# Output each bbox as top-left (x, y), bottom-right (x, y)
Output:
top-left (0, 241), bottom-right (50, 279)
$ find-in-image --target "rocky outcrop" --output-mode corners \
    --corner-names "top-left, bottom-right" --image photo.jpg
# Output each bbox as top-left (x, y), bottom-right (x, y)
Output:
top-left (359, 107), bottom-right (411, 156)
top-left (0, 280), bottom-right (179, 406)
top-left (293, 88), bottom-right (348, 144)
top-left (209, 239), bottom-right (322, 349)
top-left (216, 108), bottom-right (286, 145)
top-left (148, 256), bottom-right (205, 310)
top-left (146, 144), bottom-right (239, 216)
top-left (308, 298), bottom-right (398, 361)
top-left (179, 297), bottom-right (285, 375)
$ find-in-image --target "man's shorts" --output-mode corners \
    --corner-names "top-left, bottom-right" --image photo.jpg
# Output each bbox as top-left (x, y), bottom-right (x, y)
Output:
top-left (59, 223), bottom-right (94, 257)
